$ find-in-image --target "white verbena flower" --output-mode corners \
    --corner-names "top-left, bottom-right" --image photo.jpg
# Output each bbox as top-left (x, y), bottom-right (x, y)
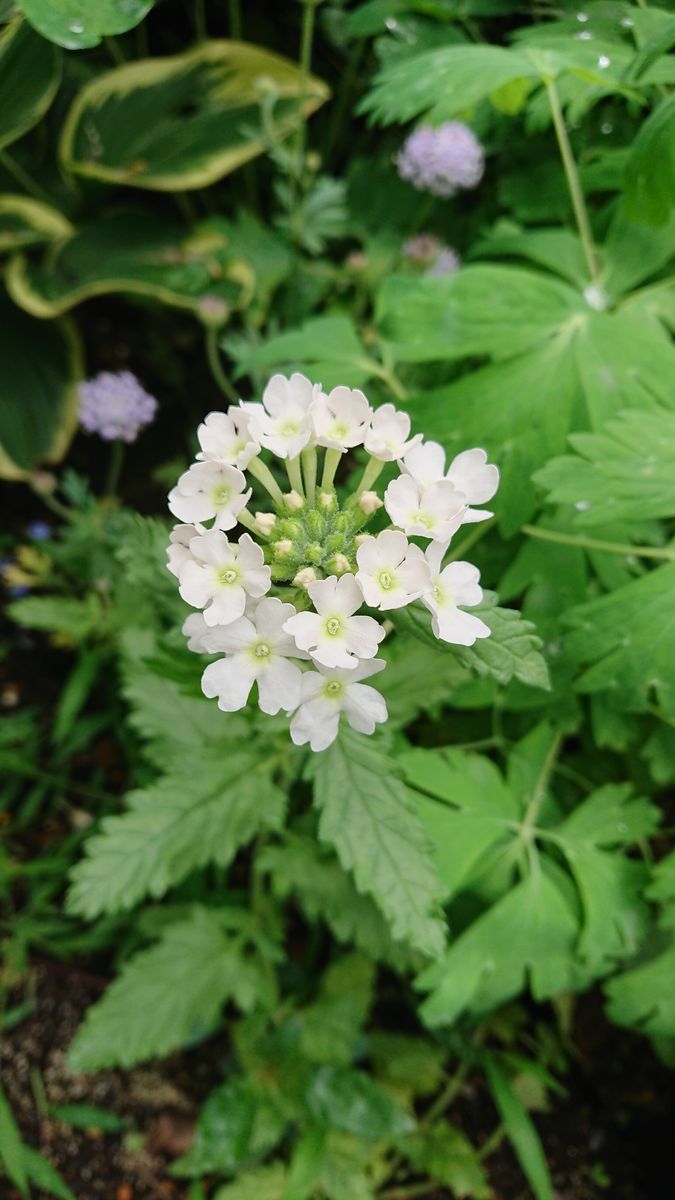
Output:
top-left (178, 529), bottom-right (270, 626)
top-left (167, 522), bottom-right (205, 579)
top-left (356, 529), bottom-right (430, 611)
top-left (402, 442), bottom-right (499, 523)
top-left (168, 461), bottom-right (251, 530)
top-left (384, 474), bottom-right (466, 542)
top-left (364, 404), bottom-right (421, 461)
top-left (290, 659), bottom-right (388, 752)
top-left (200, 597), bottom-right (305, 715)
top-left (196, 408), bottom-right (260, 470)
top-left (283, 574), bottom-right (384, 669)
top-left (182, 611), bottom-right (213, 653)
top-left (312, 385), bottom-right (372, 451)
top-left (243, 372), bottom-right (321, 459)
top-left (421, 543), bottom-right (490, 646)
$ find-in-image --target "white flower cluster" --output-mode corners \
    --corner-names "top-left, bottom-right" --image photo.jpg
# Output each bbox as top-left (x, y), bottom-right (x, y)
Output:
top-left (166, 373), bottom-right (498, 752)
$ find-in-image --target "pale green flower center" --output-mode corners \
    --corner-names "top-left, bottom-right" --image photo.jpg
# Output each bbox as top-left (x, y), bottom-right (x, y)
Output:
top-left (253, 641), bottom-right (271, 658)
top-left (330, 422), bottom-right (350, 440)
top-left (413, 510), bottom-right (434, 530)
top-left (217, 565), bottom-right (240, 587)
top-left (324, 614), bottom-right (344, 637)
top-left (377, 568), bottom-right (395, 591)
top-left (279, 418), bottom-right (300, 437)
top-left (433, 580), bottom-right (450, 607)
top-left (212, 483), bottom-right (232, 507)
top-left (323, 679), bottom-right (344, 698)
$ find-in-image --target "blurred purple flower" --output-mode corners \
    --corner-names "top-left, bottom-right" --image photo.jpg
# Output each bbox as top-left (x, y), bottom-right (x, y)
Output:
top-left (402, 235), bottom-right (461, 277)
top-left (426, 247), bottom-right (461, 277)
top-left (26, 521), bottom-right (52, 541)
top-left (79, 371), bottom-right (158, 443)
top-left (397, 123), bottom-right (485, 198)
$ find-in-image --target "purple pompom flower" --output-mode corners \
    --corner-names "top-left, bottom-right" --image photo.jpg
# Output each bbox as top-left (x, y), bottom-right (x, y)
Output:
top-left (79, 371), bottom-right (158, 443)
top-left (402, 235), bottom-right (461, 277)
top-left (397, 122), bottom-right (485, 198)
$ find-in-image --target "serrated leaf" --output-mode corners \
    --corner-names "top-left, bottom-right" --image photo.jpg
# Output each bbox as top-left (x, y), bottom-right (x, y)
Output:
top-left (398, 1122), bottom-right (490, 1199)
top-left (605, 941), bottom-right (675, 1039)
top-left (8, 595), bottom-right (101, 639)
top-left (311, 728), bottom-right (447, 958)
top-left (391, 593), bottom-right (550, 691)
top-left (259, 836), bottom-right (413, 968)
top-left (306, 1066), bottom-right (413, 1140)
top-left (171, 1078), bottom-right (259, 1177)
top-left (535, 408), bottom-right (675, 526)
top-left (60, 41), bottom-right (328, 191)
top-left (301, 955), bottom-right (374, 1067)
top-left (0, 18), bottom-right (60, 151)
top-left (68, 908), bottom-right (267, 1070)
top-left (368, 1033), bottom-right (445, 1097)
top-left (234, 315), bottom-right (379, 391)
top-left (566, 561), bottom-right (675, 716)
top-left (378, 634), bottom-right (471, 728)
top-left (67, 746), bottom-right (286, 917)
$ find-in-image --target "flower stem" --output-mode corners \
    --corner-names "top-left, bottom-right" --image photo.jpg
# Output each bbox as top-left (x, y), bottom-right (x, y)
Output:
top-left (236, 507), bottom-right (257, 533)
top-left (229, 0), bottom-right (242, 36)
top-left (204, 326), bottom-right (238, 405)
top-left (194, 0), bottom-right (207, 38)
top-left (446, 517), bottom-right (495, 562)
top-left (248, 457), bottom-right (284, 506)
top-left (545, 78), bottom-right (598, 282)
top-left (522, 524), bottom-right (675, 561)
top-left (291, 0), bottom-right (318, 238)
top-left (286, 455), bottom-right (305, 498)
top-left (301, 446), bottom-right (317, 500)
top-left (105, 440), bottom-right (124, 498)
top-left (321, 447), bottom-right (343, 492)
top-left (353, 455), bottom-right (385, 498)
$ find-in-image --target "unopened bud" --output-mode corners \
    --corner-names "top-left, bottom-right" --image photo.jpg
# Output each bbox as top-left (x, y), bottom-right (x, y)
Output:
top-left (319, 491), bottom-right (336, 510)
top-left (254, 511), bottom-right (276, 536)
top-left (355, 533), bottom-right (371, 547)
top-left (273, 539), bottom-right (293, 557)
top-left (283, 489), bottom-right (304, 511)
top-left (293, 567), bottom-right (317, 588)
top-left (331, 554), bottom-right (351, 574)
top-left (306, 542), bottom-right (323, 565)
top-left (359, 490), bottom-right (383, 515)
top-left (30, 470), bottom-right (57, 494)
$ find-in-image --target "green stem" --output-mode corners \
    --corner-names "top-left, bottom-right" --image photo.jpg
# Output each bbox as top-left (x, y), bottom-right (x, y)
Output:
top-left (229, 0), bottom-right (243, 37)
top-left (105, 440), bottom-right (124, 498)
top-left (205, 327), bottom-right (239, 405)
top-left (301, 446), bottom-right (317, 500)
top-left (478, 1123), bottom-right (505, 1161)
top-left (286, 455), bottom-right (305, 498)
top-left (236, 507), bottom-right (258, 533)
top-left (291, 0), bottom-right (318, 236)
top-left (522, 524), bottom-right (675, 561)
top-left (29, 483), bottom-right (73, 522)
top-left (321, 447), bottom-right (343, 492)
top-left (248, 457), bottom-right (284, 506)
top-left (194, 0), bottom-right (207, 38)
top-left (104, 35), bottom-right (125, 65)
top-left (352, 455), bottom-right (385, 499)
top-left (371, 364), bottom-right (408, 401)
top-left (447, 517), bottom-right (495, 563)
top-left (521, 732), bottom-right (563, 834)
top-left (0, 149), bottom-right (50, 202)
top-left (545, 78), bottom-right (598, 282)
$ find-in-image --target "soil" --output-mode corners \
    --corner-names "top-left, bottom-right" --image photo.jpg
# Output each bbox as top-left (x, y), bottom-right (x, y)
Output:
top-left (1, 962), bottom-right (673, 1200)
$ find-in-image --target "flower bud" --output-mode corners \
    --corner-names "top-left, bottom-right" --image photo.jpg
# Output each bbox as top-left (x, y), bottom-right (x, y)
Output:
top-left (254, 511), bottom-right (276, 536)
top-left (306, 509), bottom-right (325, 538)
top-left (330, 553), bottom-right (351, 574)
top-left (306, 542), bottom-right (323, 565)
top-left (355, 533), bottom-right (370, 547)
top-left (283, 490), bottom-right (304, 511)
top-left (30, 471), bottom-right (57, 494)
top-left (359, 490), bottom-right (383, 515)
top-left (293, 567), bottom-right (317, 588)
top-left (319, 491), bottom-right (336, 510)
top-left (273, 539), bottom-right (294, 557)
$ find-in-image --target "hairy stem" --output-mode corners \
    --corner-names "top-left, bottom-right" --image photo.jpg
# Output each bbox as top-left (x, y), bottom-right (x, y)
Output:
top-left (301, 446), bottom-right (318, 500)
top-left (105, 440), bottom-right (124, 498)
top-left (321, 447), bottom-right (343, 492)
top-left (286, 455), bottom-right (305, 498)
top-left (545, 78), bottom-right (598, 282)
top-left (248, 457), bottom-right (284, 506)
top-left (291, 0), bottom-right (318, 238)
top-left (205, 327), bottom-right (238, 404)
top-left (522, 524), bottom-right (675, 561)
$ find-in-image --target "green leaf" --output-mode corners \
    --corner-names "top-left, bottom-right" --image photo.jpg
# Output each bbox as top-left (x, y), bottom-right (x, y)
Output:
top-left (22, 1148), bottom-right (76, 1200)
top-left (483, 1056), bottom-right (552, 1200)
top-left (475, 226), bottom-right (588, 287)
top-left (624, 93), bottom-right (675, 226)
top-left (8, 595), bottom-right (101, 639)
top-left (400, 747), bottom-right (521, 901)
top-left (49, 1104), bottom-right (125, 1133)
top-left (0, 289), bottom-right (82, 478)
top-left (300, 955), bottom-right (374, 1066)
top-left (311, 728), bottom-right (447, 958)
top-left (67, 745), bottom-right (286, 917)
top-left (68, 908), bottom-right (268, 1069)
top-left (18, 0), bottom-right (154, 49)
top-left (534, 408), bottom-right (675, 526)
top-left (606, 942), bottom-right (675, 1039)
top-left (214, 1165), bottom-right (288, 1200)
top-left (0, 194), bottom-right (73, 253)
top-left (565, 562), bottom-right (675, 716)
top-left (391, 593), bottom-right (550, 691)
top-left (7, 211), bottom-right (251, 320)
top-left (234, 315), bottom-right (379, 391)
top-left (0, 1082), bottom-right (28, 1195)
top-left (368, 1033), bottom-right (445, 1098)
top-left (378, 635), bottom-right (470, 728)
top-left (60, 41), bottom-right (329, 191)
top-left (398, 1122), bottom-right (490, 1199)
top-left (377, 266), bottom-right (581, 364)
top-left (172, 1079), bottom-right (258, 1177)
top-left (306, 1066), bottom-right (413, 1140)
top-left (259, 836), bottom-right (413, 968)
top-left (0, 18), bottom-right (60, 151)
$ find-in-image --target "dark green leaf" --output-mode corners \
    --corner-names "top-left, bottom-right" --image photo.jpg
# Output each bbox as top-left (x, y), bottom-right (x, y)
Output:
top-left (18, 0), bottom-right (154, 49)
top-left (483, 1056), bottom-right (552, 1200)
top-left (306, 1066), bottom-right (413, 1140)
top-left (0, 18), bottom-right (60, 150)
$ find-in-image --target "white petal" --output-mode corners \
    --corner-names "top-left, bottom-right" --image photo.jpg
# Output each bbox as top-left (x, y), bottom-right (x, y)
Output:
top-left (447, 448), bottom-right (499, 504)
top-left (290, 701), bottom-right (340, 752)
top-left (343, 682), bottom-right (388, 735)
top-left (182, 612), bottom-right (212, 653)
top-left (334, 573), bottom-right (364, 616)
top-left (201, 656), bottom-right (255, 710)
top-left (178, 562), bottom-right (214, 609)
top-left (168, 488), bottom-right (215, 523)
top-left (204, 586), bottom-right (246, 626)
top-left (433, 606), bottom-right (490, 646)
top-left (202, 615), bottom-right (255, 653)
top-left (343, 614), bottom-right (385, 659)
top-left (283, 610), bottom-right (323, 653)
top-left (257, 657), bottom-right (303, 715)
top-left (402, 440), bottom-right (446, 486)
top-left (443, 561), bottom-right (483, 607)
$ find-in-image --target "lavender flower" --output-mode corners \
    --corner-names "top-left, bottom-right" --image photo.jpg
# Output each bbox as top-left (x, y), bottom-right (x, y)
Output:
top-left (397, 123), bottom-right (485, 198)
top-left (402, 235), bottom-right (461, 277)
top-left (26, 521), bottom-right (52, 541)
top-left (79, 371), bottom-right (158, 443)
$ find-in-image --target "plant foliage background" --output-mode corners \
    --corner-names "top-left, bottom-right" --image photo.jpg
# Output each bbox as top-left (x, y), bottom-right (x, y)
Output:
top-left (1, 0), bottom-right (674, 1197)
